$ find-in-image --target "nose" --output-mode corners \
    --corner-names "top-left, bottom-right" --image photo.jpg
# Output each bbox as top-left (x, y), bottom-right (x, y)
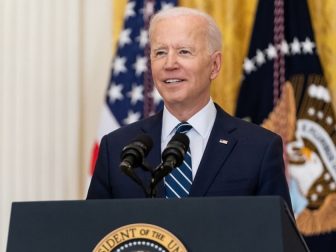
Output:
top-left (164, 52), bottom-right (179, 70)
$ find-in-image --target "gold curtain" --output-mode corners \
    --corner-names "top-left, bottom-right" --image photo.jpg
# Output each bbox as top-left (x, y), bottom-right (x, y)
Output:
top-left (179, 0), bottom-right (258, 114)
top-left (307, 0), bottom-right (336, 107)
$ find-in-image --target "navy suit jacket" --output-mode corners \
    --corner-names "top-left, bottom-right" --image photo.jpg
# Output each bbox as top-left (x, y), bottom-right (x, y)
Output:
top-left (87, 105), bottom-right (293, 211)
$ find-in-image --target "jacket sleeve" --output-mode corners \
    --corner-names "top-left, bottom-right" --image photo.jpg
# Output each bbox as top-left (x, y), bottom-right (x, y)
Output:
top-left (87, 135), bottom-right (113, 199)
top-left (257, 134), bottom-right (294, 214)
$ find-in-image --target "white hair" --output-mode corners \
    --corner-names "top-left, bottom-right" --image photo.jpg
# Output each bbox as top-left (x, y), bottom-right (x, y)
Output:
top-left (149, 7), bottom-right (222, 53)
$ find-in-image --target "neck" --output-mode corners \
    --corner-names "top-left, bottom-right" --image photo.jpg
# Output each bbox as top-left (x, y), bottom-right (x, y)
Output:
top-left (165, 98), bottom-right (210, 122)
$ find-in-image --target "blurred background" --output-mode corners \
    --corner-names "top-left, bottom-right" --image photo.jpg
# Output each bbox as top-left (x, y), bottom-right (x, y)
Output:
top-left (0, 0), bottom-right (113, 249)
top-left (1, 0), bottom-right (336, 251)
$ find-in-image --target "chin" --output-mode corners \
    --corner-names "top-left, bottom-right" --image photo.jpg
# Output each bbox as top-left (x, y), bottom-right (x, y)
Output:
top-left (165, 96), bottom-right (189, 106)
top-left (160, 91), bottom-right (188, 102)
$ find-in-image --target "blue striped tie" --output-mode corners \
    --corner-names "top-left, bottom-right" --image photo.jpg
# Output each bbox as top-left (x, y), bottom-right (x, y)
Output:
top-left (165, 122), bottom-right (192, 198)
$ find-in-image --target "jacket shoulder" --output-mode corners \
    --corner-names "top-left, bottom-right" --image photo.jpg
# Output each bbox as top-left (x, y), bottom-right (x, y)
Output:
top-left (103, 111), bottom-right (162, 143)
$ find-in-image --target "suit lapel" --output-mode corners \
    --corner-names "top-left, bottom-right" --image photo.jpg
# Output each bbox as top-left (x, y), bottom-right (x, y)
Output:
top-left (140, 111), bottom-right (165, 197)
top-left (190, 106), bottom-right (238, 196)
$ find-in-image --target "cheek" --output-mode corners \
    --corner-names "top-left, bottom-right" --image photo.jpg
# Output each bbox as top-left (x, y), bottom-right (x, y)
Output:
top-left (150, 65), bottom-right (158, 78)
top-left (150, 60), bottom-right (161, 74)
top-left (191, 59), bottom-right (211, 74)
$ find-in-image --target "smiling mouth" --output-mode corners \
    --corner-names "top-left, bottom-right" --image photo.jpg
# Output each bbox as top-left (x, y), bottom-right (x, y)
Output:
top-left (163, 79), bottom-right (185, 84)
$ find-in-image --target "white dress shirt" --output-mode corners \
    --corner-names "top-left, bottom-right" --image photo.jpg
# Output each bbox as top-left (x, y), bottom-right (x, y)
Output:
top-left (161, 99), bottom-right (217, 179)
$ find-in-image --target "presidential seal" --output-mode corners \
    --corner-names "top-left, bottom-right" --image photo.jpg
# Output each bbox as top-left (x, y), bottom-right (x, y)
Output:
top-left (93, 223), bottom-right (187, 252)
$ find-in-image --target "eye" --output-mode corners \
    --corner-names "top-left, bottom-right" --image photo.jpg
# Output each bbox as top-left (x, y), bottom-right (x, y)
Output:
top-left (154, 50), bottom-right (167, 57)
top-left (179, 49), bottom-right (191, 55)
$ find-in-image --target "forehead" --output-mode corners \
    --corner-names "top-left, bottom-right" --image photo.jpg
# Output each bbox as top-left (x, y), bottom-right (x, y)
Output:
top-left (150, 15), bottom-right (207, 46)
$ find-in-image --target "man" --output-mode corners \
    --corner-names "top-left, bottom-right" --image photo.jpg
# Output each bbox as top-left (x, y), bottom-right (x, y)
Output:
top-left (87, 7), bottom-right (292, 210)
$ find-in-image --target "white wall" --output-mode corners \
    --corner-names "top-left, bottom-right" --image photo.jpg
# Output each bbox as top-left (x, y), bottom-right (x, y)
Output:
top-left (0, 0), bottom-right (112, 250)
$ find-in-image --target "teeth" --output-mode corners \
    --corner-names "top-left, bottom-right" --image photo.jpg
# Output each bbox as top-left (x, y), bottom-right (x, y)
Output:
top-left (164, 79), bottom-right (182, 83)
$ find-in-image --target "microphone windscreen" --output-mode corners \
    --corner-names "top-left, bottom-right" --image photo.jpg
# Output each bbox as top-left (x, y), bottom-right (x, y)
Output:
top-left (170, 133), bottom-right (189, 150)
top-left (132, 134), bottom-right (153, 156)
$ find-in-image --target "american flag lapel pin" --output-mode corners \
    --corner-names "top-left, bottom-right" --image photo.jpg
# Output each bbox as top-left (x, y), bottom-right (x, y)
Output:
top-left (219, 139), bottom-right (228, 144)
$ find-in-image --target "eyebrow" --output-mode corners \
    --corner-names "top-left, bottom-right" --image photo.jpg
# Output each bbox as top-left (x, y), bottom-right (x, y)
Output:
top-left (152, 46), bottom-right (167, 51)
top-left (152, 45), bottom-right (195, 51)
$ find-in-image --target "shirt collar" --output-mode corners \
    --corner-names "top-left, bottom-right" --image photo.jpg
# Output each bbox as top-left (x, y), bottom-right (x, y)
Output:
top-left (162, 99), bottom-right (217, 141)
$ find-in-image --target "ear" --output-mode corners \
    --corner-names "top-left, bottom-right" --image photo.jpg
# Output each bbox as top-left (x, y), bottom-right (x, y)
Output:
top-left (210, 51), bottom-right (222, 80)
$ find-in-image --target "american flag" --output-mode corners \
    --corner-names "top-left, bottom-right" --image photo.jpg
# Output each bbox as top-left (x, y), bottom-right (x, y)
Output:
top-left (90, 0), bottom-right (176, 175)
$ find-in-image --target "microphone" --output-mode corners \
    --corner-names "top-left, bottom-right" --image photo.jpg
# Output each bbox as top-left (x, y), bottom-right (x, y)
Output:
top-left (162, 133), bottom-right (190, 171)
top-left (152, 133), bottom-right (190, 185)
top-left (120, 134), bottom-right (153, 176)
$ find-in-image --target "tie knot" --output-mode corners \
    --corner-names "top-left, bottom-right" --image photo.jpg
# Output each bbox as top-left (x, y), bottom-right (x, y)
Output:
top-left (175, 122), bottom-right (192, 134)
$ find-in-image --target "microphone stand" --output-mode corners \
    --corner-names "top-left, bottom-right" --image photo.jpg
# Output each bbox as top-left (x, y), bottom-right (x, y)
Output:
top-left (140, 161), bottom-right (155, 198)
top-left (150, 162), bottom-right (174, 198)
top-left (149, 164), bottom-right (162, 198)
top-left (123, 160), bottom-right (171, 198)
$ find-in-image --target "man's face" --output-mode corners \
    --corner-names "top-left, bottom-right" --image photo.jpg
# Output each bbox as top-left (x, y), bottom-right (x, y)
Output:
top-left (150, 15), bottom-right (221, 112)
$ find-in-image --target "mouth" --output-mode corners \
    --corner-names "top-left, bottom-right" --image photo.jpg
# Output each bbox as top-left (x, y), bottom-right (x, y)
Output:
top-left (163, 78), bottom-right (186, 84)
